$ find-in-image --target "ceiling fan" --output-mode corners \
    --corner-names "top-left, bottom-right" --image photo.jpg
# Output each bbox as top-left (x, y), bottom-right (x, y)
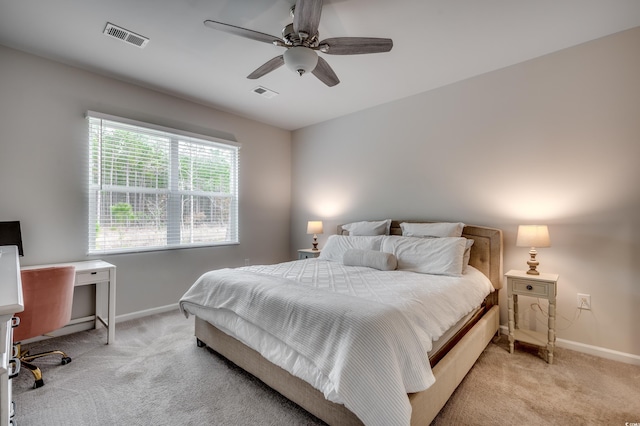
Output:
top-left (204, 0), bottom-right (393, 87)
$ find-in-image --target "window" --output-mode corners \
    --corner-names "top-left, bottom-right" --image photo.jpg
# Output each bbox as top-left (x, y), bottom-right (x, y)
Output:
top-left (87, 111), bottom-right (239, 254)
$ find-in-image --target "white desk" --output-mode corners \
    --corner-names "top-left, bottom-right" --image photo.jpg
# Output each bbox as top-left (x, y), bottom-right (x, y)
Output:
top-left (22, 260), bottom-right (116, 344)
top-left (0, 246), bottom-right (23, 426)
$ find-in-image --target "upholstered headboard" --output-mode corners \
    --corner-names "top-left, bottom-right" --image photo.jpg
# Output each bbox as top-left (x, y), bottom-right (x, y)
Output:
top-left (337, 220), bottom-right (503, 290)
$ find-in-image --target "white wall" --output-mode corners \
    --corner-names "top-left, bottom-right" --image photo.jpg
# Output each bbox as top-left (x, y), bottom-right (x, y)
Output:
top-left (0, 45), bottom-right (292, 316)
top-left (291, 27), bottom-right (640, 359)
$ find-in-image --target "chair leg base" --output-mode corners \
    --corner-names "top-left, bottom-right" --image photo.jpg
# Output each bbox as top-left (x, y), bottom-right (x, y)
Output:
top-left (20, 360), bottom-right (44, 388)
top-left (18, 347), bottom-right (72, 389)
top-left (21, 349), bottom-right (71, 363)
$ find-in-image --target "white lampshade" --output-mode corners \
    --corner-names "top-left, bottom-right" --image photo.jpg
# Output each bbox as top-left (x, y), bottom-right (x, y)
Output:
top-left (284, 46), bottom-right (318, 76)
top-left (516, 225), bottom-right (551, 248)
top-left (307, 221), bottom-right (323, 235)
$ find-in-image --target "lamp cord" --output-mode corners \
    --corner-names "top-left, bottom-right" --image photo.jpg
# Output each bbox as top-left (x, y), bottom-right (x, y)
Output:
top-left (529, 299), bottom-right (583, 331)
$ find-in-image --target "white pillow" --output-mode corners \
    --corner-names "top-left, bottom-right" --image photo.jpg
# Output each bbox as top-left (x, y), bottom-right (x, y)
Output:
top-left (342, 219), bottom-right (391, 236)
top-left (400, 222), bottom-right (465, 238)
top-left (463, 238), bottom-right (474, 271)
top-left (343, 249), bottom-right (397, 271)
top-left (381, 236), bottom-right (467, 276)
top-left (319, 235), bottom-right (385, 262)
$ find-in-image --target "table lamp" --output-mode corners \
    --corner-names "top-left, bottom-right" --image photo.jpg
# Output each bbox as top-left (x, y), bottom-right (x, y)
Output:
top-left (516, 225), bottom-right (551, 275)
top-left (307, 221), bottom-right (323, 251)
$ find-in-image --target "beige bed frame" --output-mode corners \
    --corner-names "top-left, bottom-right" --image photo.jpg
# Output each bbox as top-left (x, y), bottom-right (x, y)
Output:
top-left (194, 221), bottom-right (503, 425)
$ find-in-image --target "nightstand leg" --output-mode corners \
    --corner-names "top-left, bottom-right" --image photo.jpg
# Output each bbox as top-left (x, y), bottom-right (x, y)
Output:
top-left (547, 299), bottom-right (556, 364)
top-left (508, 293), bottom-right (515, 353)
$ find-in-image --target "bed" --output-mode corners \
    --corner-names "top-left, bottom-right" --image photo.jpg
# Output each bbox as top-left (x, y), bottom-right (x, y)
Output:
top-left (180, 220), bottom-right (502, 425)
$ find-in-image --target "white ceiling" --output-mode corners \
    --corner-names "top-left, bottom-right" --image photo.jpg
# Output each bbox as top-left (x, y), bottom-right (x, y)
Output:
top-left (1, 0), bottom-right (639, 130)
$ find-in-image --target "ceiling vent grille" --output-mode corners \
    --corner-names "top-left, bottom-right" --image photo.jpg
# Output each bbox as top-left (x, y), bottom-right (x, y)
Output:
top-left (252, 86), bottom-right (279, 99)
top-left (103, 23), bottom-right (149, 48)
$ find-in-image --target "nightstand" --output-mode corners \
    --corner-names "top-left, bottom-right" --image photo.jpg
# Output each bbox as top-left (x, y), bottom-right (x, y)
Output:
top-left (298, 249), bottom-right (321, 259)
top-left (506, 269), bottom-right (559, 364)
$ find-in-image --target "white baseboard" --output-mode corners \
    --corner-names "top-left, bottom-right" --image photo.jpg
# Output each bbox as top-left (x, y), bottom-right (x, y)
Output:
top-left (554, 337), bottom-right (640, 366)
top-left (115, 303), bottom-right (180, 323)
top-left (499, 325), bottom-right (640, 366)
top-left (20, 304), bottom-right (182, 344)
top-left (20, 321), bottom-right (96, 344)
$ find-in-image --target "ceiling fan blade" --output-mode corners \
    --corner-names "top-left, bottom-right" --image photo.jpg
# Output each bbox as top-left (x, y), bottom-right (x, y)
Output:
top-left (312, 57), bottom-right (339, 87)
top-left (320, 37), bottom-right (393, 55)
top-left (247, 55), bottom-right (285, 79)
top-left (204, 20), bottom-right (280, 45)
top-left (293, 0), bottom-right (323, 38)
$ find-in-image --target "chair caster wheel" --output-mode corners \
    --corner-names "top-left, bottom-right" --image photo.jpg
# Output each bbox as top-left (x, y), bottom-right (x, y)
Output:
top-left (33, 379), bottom-right (45, 389)
top-left (61, 357), bottom-right (72, 365)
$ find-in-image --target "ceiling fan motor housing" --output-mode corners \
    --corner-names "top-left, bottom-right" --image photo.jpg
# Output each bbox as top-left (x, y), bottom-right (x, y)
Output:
top-left (282, 23), bottom-right (319, 47)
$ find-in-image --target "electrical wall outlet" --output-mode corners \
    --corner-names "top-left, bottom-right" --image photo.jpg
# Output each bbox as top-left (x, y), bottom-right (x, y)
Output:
top-left (244, 258), bottom-right (250, 266)
top-left (577, 293), bottom-right (591, 310)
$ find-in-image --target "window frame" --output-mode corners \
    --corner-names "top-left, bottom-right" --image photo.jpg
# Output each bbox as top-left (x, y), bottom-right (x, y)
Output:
top-left (86, 111), bottom-right (240, 255)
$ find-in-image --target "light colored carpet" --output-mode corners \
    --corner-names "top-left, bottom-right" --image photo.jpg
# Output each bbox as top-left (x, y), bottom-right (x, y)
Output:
top-left (12, 310), bottom-right (640, 425)
top-left (432, 335), bottom-right (640, 425)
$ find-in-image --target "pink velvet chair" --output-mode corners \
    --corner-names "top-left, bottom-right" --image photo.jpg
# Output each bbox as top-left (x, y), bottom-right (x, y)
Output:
top-left (14, 266), bottom-right (76, 389)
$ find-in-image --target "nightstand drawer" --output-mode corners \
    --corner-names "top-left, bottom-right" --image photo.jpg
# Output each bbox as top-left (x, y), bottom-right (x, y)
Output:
top-left (298, 249), bottom-right (321, 260)
top-left (76, 270), bottom-right (110, 285)
top-left (511, 279), bottom-right (552, 297)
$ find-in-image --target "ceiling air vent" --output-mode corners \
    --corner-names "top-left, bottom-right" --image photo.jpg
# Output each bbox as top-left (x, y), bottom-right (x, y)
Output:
top-left (103, 23), bottom-right (149, 48)
top-left (252, 86), bottom-right (278, 99)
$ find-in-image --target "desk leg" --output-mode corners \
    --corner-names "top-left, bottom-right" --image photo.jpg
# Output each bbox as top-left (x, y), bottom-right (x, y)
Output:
top-left (108, 271), bottom-right (116, 344)
top-left (94, 276), bottom-right (116, 344)
top-left (95, 281), bottom-right (105, 332)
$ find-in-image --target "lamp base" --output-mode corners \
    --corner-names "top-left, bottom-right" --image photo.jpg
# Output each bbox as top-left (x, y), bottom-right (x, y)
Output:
top-left (526, 265), bottom-right (540, 275)
top-left (312, 235), bottom-right (318, 251)
top-left (526, 249), bottom-right (540, 275)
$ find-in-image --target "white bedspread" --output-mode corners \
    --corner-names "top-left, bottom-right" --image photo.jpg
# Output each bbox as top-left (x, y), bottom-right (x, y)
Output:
top-left (179, 259), bottom-right (492, 426)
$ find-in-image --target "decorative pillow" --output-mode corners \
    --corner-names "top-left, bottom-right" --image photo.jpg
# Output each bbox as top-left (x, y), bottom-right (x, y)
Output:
top-left (463, 238), bottom-right (474, 271)
top-left (342, 219), bottom-right (392, 236)
top-left (343, 249), bottom-right (397, 271)
top-left (318, 235), bottom-right (385, 262)
top-left (381, 236), bottom-right (467, 276)
top-left (400, 222), bottom-right (465, 238)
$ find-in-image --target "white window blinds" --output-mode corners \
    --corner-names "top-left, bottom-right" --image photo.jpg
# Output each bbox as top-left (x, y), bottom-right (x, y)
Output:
top-left (87, 111), bottom-right (239, 254)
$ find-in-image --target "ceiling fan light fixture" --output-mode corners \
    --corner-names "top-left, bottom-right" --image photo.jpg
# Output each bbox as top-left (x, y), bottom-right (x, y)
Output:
top-left (283, 46), bottom-right (318, 76)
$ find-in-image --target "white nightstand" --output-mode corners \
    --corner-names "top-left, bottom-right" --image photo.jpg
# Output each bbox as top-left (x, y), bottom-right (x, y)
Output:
top-left (298, 249), bottom-right (321, 259)
top-left (506, 269), bottom-right (559, 364)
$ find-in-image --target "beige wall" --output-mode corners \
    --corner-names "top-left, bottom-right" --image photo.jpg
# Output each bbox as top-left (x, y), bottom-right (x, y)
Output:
top-left (291, 27), bottom-right (640, 359)
top-left (0, 45), bottom-right (292, 316)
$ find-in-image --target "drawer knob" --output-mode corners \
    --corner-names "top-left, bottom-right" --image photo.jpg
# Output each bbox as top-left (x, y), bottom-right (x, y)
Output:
top-left (526, 284), bottom-right (533, 290)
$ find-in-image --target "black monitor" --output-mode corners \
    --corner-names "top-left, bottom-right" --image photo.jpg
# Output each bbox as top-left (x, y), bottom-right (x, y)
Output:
top-left (0, 221), bottom-right (23, 256)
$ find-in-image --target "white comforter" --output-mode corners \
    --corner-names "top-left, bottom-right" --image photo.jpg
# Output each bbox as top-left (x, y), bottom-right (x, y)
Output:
top-left (179, 259), bottom-right (493, 426)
